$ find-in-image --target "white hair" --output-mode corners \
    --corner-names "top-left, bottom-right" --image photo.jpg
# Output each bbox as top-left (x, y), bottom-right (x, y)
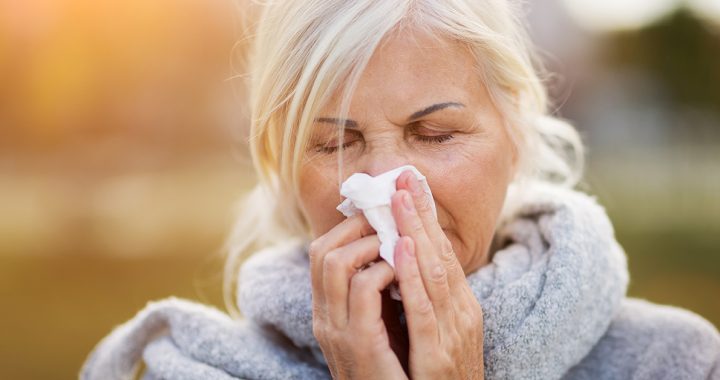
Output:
top-left (223, 0), bottom-right (585, 316)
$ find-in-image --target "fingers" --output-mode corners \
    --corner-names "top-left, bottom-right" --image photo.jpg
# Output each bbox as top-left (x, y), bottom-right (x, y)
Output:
top-left (309, 215), bottom-right (407, 379)
top-left (347, 260), bottom-right (395, 333)
top-left (309, 214), bottom-right (375, 319)
top-left (323, 234), bottom-right (381, 328)
top-left (394, 171), bottom-right (465, 288)
top-left (393, 236), bottom-right (439, 347)
top-left (397, 170), bottom-right (441, 234)
top-left (391, 189), bottom-right (455, 309)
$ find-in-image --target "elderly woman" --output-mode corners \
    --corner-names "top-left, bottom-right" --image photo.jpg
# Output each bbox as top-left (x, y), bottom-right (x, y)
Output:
top-left (81, 1), bottom-right (720, 379)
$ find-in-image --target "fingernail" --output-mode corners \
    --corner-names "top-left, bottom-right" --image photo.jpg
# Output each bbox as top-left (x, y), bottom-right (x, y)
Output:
top-left (404, 238), bottom-right (415, 257)
top-left (402, 192), bottom-right (414, 212)
top-left (407, 174), bottom-right (421, 195)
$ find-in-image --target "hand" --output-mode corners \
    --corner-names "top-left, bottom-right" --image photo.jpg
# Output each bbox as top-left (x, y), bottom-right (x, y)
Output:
top-left (309, 214), bottom-right (408, 379)
top-left (390, 170), bottom-right (485, 379)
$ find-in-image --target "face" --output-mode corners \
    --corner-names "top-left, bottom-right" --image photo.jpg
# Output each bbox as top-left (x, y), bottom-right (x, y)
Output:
top-left (297, 27), bottom-right (517, 273)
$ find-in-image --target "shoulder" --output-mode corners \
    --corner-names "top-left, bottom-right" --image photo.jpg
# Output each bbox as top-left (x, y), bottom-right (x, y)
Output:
top-left (565, 298), bottom-right (720, 380)
top-left (616, 298), bottom-right (720, 341)
top-left (81, 297), bottom-right (328, 380)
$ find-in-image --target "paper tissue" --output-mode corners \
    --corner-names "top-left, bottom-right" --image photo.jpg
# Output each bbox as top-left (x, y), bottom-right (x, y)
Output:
top-left (336, 164), bottom-right (437, 292)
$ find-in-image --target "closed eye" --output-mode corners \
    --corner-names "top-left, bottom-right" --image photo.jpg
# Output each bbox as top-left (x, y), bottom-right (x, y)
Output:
top-left (312, 129), bottom-right (361, 154)
top-left (412, 134), bottom-right (454, 144)
top-left (313, 129), bottom-right (455, 154)
top-left (314, 140), bottom-right (358, 154)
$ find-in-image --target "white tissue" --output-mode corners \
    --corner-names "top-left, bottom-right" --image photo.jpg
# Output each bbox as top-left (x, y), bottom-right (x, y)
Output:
top-left (336, 165), bottom-right (437, 269)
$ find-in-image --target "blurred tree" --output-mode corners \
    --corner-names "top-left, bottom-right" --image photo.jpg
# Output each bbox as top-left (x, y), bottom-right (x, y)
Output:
top-left (608, 10), bottom-right (720, 115)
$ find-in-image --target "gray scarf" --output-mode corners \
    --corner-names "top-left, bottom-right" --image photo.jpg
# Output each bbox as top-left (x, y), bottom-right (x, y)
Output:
top-left (81, 182), bottom-right (633, 380)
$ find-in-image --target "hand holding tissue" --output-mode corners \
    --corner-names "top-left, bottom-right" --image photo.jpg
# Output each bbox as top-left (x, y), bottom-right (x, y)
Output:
top-left (336, 165), bottom-right (437, 269)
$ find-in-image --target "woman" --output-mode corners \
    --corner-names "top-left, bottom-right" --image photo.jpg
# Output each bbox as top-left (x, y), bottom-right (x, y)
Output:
top-left (81, 1), bottom-right (720, 379)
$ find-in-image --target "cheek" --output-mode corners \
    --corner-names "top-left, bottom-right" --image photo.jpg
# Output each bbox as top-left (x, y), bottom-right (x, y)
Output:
top-left (425, 135), bottom-right (513, 212)
top-left (298, 163), bottom-right (345, 238)
top-left (422, 135), bottom-right (514, 268)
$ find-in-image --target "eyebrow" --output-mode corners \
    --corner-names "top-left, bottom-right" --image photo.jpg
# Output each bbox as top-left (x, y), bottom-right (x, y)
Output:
top-left (407, 102), bottom-right (465, 121)
top-left (314, 117), bottom-right (359, 129)
top-left (313, 101), bottom-right (465, 129)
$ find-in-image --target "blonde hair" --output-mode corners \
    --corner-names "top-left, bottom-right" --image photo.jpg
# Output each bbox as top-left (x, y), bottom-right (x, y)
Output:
top-left (223, 0), bottom-right (585, 316)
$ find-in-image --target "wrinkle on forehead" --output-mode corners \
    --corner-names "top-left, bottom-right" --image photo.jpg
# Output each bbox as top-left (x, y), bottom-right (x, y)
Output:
top-left (317, 25), bottom-right (479, 124)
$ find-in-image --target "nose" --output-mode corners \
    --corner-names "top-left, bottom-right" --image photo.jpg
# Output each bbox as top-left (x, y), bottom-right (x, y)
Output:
top-left (354, 144), bottom-right (410, 177)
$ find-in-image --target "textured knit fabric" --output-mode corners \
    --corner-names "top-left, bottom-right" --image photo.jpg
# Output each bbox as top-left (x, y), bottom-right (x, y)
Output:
top-left (80, 182), bottom-right (720, 380)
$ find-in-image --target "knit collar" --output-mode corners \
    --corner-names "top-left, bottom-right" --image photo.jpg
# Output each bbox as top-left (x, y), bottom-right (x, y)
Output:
top-left (238, 182), bottom-right (629, 380)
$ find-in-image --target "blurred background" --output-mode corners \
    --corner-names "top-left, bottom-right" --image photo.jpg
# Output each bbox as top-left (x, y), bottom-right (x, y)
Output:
top-left (1, 0), bottom-right (718, 378)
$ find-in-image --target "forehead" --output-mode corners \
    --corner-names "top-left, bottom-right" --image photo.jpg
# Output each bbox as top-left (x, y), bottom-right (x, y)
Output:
top-left (322, 27), bottom-right (480, 120)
